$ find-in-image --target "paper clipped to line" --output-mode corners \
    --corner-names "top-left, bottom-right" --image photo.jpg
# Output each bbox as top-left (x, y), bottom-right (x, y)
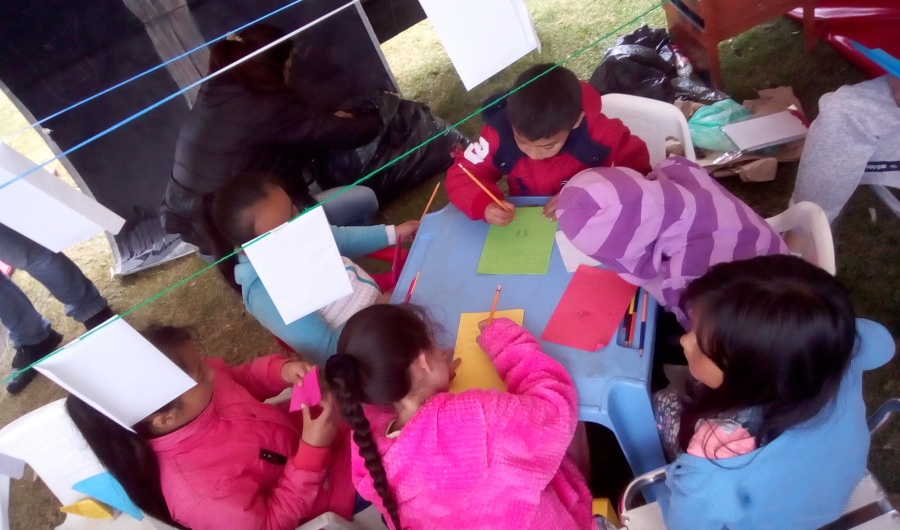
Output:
top-left (35, 318), bottom-right (197, 431)
top-left (0, 143), bottom-right (124, 252)
top-left (450, 309), bottom-right (524, 393)
top-left (555, 231), bottom-right (600, 273)
top-left (541, 265), bottom-right (637, 351)
top-left (416, 0), bottom-right (540, 90)
top-left (244, 206), bottom-right (353, 325)
top-left (478, 207), bottom-right (558, 275)
top-left (722, 110), bottom-right (808, 152)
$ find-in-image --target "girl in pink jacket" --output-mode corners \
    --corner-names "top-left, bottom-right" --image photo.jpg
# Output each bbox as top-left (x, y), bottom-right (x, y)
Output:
top-left (324, 304), bottom-right (593, 530)
top-left (66, 325), bottom-right (356, 530)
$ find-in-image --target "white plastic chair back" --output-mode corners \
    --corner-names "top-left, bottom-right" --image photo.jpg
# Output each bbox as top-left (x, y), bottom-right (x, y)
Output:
top-left (766, 201), bottom-right (836, 275)
top-left (0, 399), bottom-right (176, 530)
top-left (599, 93), bottom-right (697, 167)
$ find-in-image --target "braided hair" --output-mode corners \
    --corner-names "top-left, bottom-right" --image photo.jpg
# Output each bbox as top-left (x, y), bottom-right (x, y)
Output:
top-left (324, 305), bottom-right (434, 530)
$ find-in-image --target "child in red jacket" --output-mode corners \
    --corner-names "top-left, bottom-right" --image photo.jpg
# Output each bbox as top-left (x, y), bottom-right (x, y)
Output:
top-left (445, 63), bottom-right (651, 225)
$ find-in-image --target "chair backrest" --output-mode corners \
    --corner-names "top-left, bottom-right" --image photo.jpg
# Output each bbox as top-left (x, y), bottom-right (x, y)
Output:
top-left (599, 93), bottom-right (696, 167)
top-left (765, 201), bottom-right (836, 275)
top-left (0, 399), bottom-right (104, 507)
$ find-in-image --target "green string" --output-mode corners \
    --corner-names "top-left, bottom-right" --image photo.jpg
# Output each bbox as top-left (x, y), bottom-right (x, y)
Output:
top-left (2, 1), bottom-right (664, 385)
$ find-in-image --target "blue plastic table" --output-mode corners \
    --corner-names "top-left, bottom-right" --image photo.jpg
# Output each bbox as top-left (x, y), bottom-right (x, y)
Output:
top-left (390, 196), bottom-right (667, 477)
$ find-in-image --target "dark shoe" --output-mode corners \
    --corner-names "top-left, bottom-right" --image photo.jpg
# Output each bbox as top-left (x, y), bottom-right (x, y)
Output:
top-left (6, 330), bottom-right (64, 394)
top-left (83, 306), bottom-right (115, 331)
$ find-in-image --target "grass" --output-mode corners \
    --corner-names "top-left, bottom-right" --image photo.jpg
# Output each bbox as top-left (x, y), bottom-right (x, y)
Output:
top-left (0, 0), bottom-right (897, 526)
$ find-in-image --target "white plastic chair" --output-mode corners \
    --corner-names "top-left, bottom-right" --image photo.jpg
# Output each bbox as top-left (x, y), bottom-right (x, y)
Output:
top-left (766, 201), bottom-right (836, 275)
top-left (599, 93), bottom-right (697, 167)
top-left (0, 399), bottom-right (176, 530)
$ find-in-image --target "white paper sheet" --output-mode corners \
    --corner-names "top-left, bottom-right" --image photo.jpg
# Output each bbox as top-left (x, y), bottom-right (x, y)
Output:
top-left (243, 206), bottom-right (353, 325)
top-left (0, 143), bottom-right (125, 252)
top-left (722, 111), bottom-right (808, 151)
top-left (34, 319), bottom-right (197, 431)
top-left (555, 231), bottom-right (600, 273)
top-left (417, 0), bottom-right (540, 90)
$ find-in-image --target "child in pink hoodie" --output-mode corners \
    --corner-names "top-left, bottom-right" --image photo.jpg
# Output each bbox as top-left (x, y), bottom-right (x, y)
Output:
top-left (324, 304), bottom-right (594, 530)
top-left (66, 325), bottom-right (357, 530)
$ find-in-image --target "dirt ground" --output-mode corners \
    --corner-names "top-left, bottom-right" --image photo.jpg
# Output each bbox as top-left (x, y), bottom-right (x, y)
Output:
top-left (1, 1), bottom-right (899, 527)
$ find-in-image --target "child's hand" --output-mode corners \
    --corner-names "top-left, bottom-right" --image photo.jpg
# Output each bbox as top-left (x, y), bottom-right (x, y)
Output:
top-left (395, 221), bottom-right (420, 241)
top-left (542, 193), bottom-right (560, 221)
top-left (375, 289), bottom-right (394, 304)
top-left (334, 110), bottom-right (354, 118)
top-left (484, 201), bottom-right (515, 226)
top-left (281, 360), bottom-right (315, 386)
top-left (301, 393), bottom-right (338, 448)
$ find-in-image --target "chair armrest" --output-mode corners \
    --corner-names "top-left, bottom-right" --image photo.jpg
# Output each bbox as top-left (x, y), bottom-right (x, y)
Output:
top-left (619, 466), bottom-right (668, 515)
top-left (868, 398), bottom-right (900, 437)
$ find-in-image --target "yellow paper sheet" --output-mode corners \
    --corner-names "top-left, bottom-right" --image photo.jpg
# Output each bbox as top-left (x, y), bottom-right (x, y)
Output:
top-left (60, 498), bottom-right (115, 519)
top-left (449, 309), bottom-right (524, 393)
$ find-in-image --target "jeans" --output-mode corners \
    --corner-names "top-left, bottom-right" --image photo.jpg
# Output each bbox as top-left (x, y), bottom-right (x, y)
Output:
top-left (0, 224), bottom-right (107, 347)
top-left (314, 185), bottom-right (379, 227)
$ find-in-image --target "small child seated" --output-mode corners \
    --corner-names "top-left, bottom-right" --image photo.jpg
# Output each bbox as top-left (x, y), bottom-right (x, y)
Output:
top-left (653, 255), bottom-right (895, 530)
top-left (205, 173), bottom-right (419, 364)
top-left (324, 305), bottom-right (594, 530)
top-left (445, 63), bottom-right (651, 226)
top-left (66, 325), bottom-right (354, 530)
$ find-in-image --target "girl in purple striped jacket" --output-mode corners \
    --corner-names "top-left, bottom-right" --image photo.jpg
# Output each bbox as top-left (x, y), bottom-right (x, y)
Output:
top-left (556, 156), bottom-right (788, 331)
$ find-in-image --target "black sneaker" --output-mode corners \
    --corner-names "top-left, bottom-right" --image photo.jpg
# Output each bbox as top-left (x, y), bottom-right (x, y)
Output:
top-left (6, 330), bottom-right (64, 395)
top-left (83, 306), bottom-right (115, 331)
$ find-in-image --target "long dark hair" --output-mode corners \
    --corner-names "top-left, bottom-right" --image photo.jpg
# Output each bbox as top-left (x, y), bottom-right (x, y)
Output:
top-left (676, 255), bottom-right (857, 452)
top-left (202, 173), bottom-right (280, 292)
top-left (65, 326), bottom-right (195, 529)
top-left (324, 305), bottom-right (434, 530)
top-left (208, 23), bottom-right (293, 90)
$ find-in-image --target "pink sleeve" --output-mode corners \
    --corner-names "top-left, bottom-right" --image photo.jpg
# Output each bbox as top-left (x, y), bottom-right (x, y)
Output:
top-left (226, 354), bottom-right (291, 401)
top-left (174, 443), bottom-right (329, 530)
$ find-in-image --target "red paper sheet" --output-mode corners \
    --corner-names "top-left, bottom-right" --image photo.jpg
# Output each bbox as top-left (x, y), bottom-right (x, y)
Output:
top-left (540, 265), bottom-right (638, 352)
top-left (289, 366), bottom-right (322, 412)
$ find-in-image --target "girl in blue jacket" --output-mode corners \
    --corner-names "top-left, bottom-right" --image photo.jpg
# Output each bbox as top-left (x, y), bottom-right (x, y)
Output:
top-left (654, 254), bottom-right (894, 530)
top-left (205, 173), bottom-right (419, 365)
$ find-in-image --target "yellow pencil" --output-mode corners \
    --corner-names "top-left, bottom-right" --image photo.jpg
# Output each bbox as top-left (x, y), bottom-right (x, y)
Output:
top-left (458, 164), bottom-right (513, 212)
top-left (488, 284), bottom-right (502, 323)
top-left (419, 182), bottom-right (441, 224)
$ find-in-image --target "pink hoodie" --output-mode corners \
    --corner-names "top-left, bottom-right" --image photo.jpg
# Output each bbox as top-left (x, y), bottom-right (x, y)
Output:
top-left (149, 355), bottom-right (355, 530)
top-left (351, 319), bottom-right (594, 530)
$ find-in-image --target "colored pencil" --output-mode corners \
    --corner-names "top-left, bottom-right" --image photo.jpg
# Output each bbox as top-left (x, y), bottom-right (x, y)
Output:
top-left (458, 164), bottom-right (513, 212)
top-left (419, 182), bottom-right (441, 223)
top-left (488, 284), bottom-right (502, 323)
top-left (622, 312), bottom-right (632, 344)
top-left (639, 292), bottom-right (649, 355)
top-left (404, 272), bottom-right (420, 304)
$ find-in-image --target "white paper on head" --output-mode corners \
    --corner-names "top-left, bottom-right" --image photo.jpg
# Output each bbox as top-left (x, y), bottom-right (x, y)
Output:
top-left (0, 143), bottom-right (125, 252)
top-left (722, 111), bottom-right (808, 151)
top-left (243, 206), bottom-right (353, 325)
top-left (555, 231), bottom-right (600, 273)
top-left (417, 0), bottom-right (540, 90)
top-left (34, 319), bottom-right (197, 431)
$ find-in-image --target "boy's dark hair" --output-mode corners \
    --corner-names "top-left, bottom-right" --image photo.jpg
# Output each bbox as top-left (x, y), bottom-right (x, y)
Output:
top-left (507, 64), bottom-right (583, 141)
top-left (66, 324), bottom-right (197, 529)
top-left (676, 255), bottom-right (857, 453)
top-left (203, 173), bottom-right (281, 293)
top-left (325, 304), bottom-right (436, 530)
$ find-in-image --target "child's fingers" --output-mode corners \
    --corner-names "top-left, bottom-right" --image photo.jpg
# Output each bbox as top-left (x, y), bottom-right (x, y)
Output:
top-left (301, 404), bottom-right (312, 423)
top-left (477, 319), bottom-right (490, 330)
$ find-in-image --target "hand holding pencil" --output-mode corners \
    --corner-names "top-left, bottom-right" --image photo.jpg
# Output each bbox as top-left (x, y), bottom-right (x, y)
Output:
top-left (457, 163), bottom-right (515, 226)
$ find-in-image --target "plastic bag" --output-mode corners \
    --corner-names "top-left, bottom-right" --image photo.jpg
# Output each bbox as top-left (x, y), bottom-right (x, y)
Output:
top-left (687, 99), bottom-right (752, 152)
top-left (589, 26), bottom-right (676, 102)
top-left (314, 92), bottom-right (469, 203)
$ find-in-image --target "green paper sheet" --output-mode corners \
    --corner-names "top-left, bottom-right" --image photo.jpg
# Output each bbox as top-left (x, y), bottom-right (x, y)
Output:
top-left (477, 207), bottom-right (558, 275)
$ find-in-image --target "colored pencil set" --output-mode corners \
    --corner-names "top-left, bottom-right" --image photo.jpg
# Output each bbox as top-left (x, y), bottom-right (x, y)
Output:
top-left (622, 292), bottom-right (649, 355)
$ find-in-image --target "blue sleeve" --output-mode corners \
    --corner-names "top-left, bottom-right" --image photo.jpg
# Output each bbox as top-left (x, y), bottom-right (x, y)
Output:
top-left (331, 225), bottom-right (390, 258)
top-left (243, 278), bottom-right (341, 366)
top-left (658, 461), bottom-right (734, 530)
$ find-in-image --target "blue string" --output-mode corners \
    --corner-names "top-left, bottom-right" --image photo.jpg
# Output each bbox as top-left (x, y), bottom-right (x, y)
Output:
top-left (0, 0), bottom-right (307, 142)
top-left (0, 1), bottom-right (352, 192)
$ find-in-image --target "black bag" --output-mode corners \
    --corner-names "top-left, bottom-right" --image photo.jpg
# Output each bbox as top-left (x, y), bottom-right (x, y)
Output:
top-left (313, 92), bottom-right (469, 203)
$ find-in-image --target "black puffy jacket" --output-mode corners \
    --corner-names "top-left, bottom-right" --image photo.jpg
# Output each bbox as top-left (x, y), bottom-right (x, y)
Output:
top-left (160, 74), bottom-right (380, 254)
